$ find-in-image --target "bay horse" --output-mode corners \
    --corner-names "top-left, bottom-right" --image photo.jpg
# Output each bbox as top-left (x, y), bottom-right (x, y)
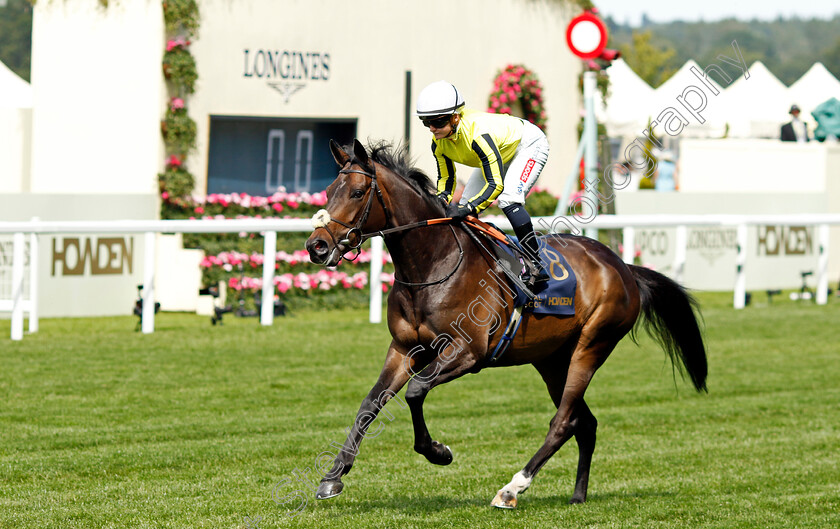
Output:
top-left (304, 139), bottom-right (707, 509)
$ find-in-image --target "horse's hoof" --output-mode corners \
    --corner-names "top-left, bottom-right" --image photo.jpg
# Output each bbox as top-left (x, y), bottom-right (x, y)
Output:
top-left (491, 490), bottom-right (517, 509)
top-left (569, 495), bottom-right (586, 504)
top-left (315, 480), bottom-right (344, 500)
top-left (425, 441), bottom-right (453, 466)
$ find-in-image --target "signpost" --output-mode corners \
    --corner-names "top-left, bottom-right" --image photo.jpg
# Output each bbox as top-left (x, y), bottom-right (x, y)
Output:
top-left (557, 10), bottom-right (618, 240)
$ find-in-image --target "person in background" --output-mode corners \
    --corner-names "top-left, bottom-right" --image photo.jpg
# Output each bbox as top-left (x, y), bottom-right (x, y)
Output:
top-left (780, 104), bottom-right (809, 143)
top-left (416, 80), bottom-right (550, 285)
top-left (653, 150), bottom-right (678, 192)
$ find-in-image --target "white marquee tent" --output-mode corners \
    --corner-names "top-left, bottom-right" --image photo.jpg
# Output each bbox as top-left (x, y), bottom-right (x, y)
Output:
top-left (0, 60), bottom-right (33, 193)
top-left (651, 59), bottom-right (728, 138)
top-left (0, 60), bottom-right (33, 109)
top-left (602, 59), bottom-right (840, 143)
top-left (596, 58), bottom-right (655, 138)
top-left (788, 62), bottom-right (840, 123)
top-left (718, 61), bottom-right (791, 138)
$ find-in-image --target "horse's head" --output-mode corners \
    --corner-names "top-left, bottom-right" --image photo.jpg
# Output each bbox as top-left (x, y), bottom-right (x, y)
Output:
top-left (306, 139), bottom-right (392, 266)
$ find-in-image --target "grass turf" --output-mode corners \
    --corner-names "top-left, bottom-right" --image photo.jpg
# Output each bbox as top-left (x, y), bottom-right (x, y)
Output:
top-left (1, 292), bottom-right (839, 528)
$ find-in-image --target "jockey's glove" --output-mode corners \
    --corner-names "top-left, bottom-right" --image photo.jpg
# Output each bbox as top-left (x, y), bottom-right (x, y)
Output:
top-left (446, 202), bottom-right (475, 219)
top-left (436, 193), bottom-right (450, 210)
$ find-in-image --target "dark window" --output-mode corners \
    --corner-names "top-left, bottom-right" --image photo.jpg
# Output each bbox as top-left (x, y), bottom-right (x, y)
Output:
top-left (207, 116), bottom-right (356, 195)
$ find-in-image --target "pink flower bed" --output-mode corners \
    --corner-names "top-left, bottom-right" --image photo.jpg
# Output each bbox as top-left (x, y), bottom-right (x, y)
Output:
top-left (229, 271), bottom-right (396, 293)
top-left (200, 248), bottom-right (392, 271)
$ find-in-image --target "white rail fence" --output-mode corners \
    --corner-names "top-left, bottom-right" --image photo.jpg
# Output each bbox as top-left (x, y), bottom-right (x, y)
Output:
top-left (1, 214), bottom-right (838, 340)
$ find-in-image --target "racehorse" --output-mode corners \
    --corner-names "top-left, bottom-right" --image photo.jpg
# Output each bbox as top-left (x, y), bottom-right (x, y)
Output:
top-left (305, 139), bottom-right (707, 509)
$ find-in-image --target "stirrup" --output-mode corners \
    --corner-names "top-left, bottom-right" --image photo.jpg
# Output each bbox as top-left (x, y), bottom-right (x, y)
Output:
top-left (521, 260), bottom-right (549, 288)
top-left (523, 271), bottom-right (549, 289)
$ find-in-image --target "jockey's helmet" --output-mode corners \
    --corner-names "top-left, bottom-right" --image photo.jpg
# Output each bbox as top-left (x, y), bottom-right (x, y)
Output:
top-left (416, 81), bottom-right (465, 117)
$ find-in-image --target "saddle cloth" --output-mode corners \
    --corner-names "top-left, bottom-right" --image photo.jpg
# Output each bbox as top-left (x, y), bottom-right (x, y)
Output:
top-left (496, 236), bottom-right (577, 316)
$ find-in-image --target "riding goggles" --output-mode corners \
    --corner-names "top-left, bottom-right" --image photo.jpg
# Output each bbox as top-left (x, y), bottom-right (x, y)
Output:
top-left (420, 115), bottom-right (451, 129)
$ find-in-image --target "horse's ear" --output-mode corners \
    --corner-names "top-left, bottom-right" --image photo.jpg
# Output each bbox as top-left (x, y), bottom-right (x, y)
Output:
top-left (330, 139), bottom-right (350, 167)
top-left (353, 139), bottom-right (370, 168)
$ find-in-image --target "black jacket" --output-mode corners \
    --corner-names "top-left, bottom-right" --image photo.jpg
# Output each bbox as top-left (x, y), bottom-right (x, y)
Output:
top-left (780, 121), bottom-right (809, 142)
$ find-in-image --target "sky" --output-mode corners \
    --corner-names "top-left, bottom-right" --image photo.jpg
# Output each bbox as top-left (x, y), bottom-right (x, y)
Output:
top-left (594, 0), bottom-right (840, 26)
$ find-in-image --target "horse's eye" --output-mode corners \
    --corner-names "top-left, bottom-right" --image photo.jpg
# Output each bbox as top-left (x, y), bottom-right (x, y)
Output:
top-left (351, 189), bottom-right (365, 199)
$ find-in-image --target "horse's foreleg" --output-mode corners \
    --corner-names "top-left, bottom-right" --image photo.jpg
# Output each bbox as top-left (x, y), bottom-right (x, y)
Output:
top-left (316, 344), bottom-right (413, 500)
top-left (405, 350), bottom-right (478, 466)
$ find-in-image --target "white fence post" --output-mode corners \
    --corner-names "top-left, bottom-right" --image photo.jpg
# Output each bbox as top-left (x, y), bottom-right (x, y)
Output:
top-left (11, 232), bottom-right (25, 341)
top-left (622, 226), bottom-right (635, 264)
top-left (673, 225), bottom-right (687, 284)
top-left (261, 231), bottom-right (277, 326)
top-left (734, 223), bottom-right (748, 309)
top-left (369, 236), bottom-right (383, 324)
top-left (817, 224), bottom-right (829, 305)
top-left (142, 232), bottom-right (156, 334)
top-left (28, 228), bottom-right (39, 333)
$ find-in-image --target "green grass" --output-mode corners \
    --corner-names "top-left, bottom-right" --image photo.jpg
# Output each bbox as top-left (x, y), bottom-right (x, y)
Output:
top-left (1, 292), bottom-right (839, 528)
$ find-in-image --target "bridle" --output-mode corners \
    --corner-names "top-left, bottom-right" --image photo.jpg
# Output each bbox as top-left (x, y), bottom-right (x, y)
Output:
top-left (314, 162), bottom-right (392, 260)
top-left (315, 160), bottom-right (464, 286)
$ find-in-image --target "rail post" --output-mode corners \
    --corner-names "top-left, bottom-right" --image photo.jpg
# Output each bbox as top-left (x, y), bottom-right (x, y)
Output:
top-left (142, 232), bottom-right (156, 334)
top-left (28, 219), bottom-right (39, 333)
top-left (369, 236), bottom-right (383, 323)
top-left (10, 232), bottom-right (25, 341)
top-left (622, 226), bottom-right (635, 264)
top-left (261, 231), bottom-right (278, 326)
top-left (733, 223), bottom-right (748, 309)
top-left (673, 225), bottom-right (687, 284)
top-left (816, 224), bottom-right (829, 305)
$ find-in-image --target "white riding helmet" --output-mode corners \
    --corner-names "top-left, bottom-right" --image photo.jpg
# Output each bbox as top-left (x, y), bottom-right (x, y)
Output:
top-left (416, 80), bottom-right (465, 117)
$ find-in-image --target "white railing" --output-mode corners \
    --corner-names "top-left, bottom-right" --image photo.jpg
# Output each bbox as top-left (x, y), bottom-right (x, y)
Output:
top-left (1, 214), bottom-right (839, 340)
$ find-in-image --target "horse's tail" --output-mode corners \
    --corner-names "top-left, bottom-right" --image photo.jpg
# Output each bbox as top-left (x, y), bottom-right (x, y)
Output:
top-left (629, 265), bottom-right (708, 392)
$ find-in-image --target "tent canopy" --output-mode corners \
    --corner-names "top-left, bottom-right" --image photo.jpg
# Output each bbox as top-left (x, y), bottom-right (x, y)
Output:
top-left (788, 62), bottom-right (840, 121)
top-left (602, 59), bottom-right (840, 141)
top-left (0, 60), bottom-right (33, 109)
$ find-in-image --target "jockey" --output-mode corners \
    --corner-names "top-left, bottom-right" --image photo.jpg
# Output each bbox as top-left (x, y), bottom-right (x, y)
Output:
top-left (417, 80), bottom-right (550, 286)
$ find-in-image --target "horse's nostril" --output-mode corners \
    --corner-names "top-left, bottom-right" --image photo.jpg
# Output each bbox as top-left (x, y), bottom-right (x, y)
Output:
top-left (308, 238), bottom-right (328, 257)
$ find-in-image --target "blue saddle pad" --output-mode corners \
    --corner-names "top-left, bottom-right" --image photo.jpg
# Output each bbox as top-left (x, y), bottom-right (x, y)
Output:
top-left (498, 237), bottom-right (577, 316)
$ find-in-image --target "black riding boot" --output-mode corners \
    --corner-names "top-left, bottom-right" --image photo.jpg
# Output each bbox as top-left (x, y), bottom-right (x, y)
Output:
top-left (502, 204), bottom-right (549, 285)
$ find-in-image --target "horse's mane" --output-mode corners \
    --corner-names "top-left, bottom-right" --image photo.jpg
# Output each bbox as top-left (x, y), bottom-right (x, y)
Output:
top-left (343, 140), bottom-right (443, 214)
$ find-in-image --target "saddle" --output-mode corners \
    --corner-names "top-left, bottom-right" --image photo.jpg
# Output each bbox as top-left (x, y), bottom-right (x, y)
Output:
top-left (461, 217), bottom-right (545, 297)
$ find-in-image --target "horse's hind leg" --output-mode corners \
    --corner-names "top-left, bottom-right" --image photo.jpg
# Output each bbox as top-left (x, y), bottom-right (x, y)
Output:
top-left (570, 399), bottom-right (597, 503)
top-left (533, 355), bottom-right (599, 504)
top-left (492, 340), bottom-right (613, 509)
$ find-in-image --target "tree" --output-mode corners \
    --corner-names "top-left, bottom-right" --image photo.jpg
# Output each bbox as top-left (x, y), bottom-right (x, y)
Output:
top-left (824, 36), bottom-right (840, 81)
top-left (0, 0), bottom-right (33, 81)
top-left (619, 30), bottom-right (677, 88)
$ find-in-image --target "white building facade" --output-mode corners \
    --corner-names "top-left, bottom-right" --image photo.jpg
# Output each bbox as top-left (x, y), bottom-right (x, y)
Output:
top-left (3, 0), bottom-right (582, 316)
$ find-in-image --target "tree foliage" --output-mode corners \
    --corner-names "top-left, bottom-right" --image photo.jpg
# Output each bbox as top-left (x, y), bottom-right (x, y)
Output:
top-left (618, 30), bottom-right (678, 88)
top-left (0, 0), bottom-right (32, 81)
top-left (606, 15), bottom-right (840, 86)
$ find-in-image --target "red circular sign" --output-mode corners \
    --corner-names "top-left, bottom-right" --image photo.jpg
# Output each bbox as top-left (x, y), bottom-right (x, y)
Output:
top-left (566, 12), bottom-right (608, 60)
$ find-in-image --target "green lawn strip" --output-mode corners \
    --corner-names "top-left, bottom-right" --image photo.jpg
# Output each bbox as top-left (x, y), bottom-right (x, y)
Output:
top-left (0, 294), bottom-right (838, 528)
